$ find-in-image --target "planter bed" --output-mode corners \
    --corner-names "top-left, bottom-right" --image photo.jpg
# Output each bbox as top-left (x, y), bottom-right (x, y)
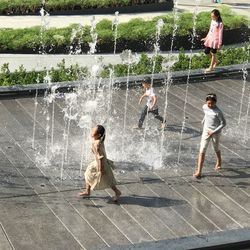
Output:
top-left (0, 47), bottom-right (249, 87)
top-left (0, 27), bottom-right (248, 54)
top-left (0, 9), bottom-right (248, 54)
top-left (0, 0), bottom-right (173, 16)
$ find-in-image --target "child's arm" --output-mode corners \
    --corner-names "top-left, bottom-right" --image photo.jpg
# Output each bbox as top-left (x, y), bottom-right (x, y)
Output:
top-left (218, 23), bottom-right (223, 49)
top-left (201, 21), bottom-right (211, 42)
top-left (150, 95), bottom-right (157, 110)
top-left (139, 93), bottom-right (146, 104)
top-left (201, 116), bottom-right (205, 124)
top-left (210, 110), bottom-right (226, 134)
top-left (94, 141), bottom-right (105, 174)
top-left (201, 104), bottom-right (206, 124)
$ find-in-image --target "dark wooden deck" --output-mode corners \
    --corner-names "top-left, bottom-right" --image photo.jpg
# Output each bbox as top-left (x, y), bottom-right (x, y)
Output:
top-left (0, 77), bottom-right (249, 250)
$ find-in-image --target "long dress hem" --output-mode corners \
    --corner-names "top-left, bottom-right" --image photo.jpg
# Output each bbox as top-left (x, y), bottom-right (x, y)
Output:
top-left (84, 141), bottom-right (117, 191)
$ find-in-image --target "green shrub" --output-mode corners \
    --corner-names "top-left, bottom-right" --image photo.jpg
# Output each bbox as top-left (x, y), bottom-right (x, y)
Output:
top-left (0, 60), bottom-right (88, 86)
top-left (100, 53), bottom-right (163, 78)
top-left (0, 47), bottom-right (249, 86)
top-left (0, 9), bottom-right (248, 54)
top-left (102, 47), bottom-right (249, 77)
top-left (172, 46), bottom-right (249, 71)
top-left (0, 0), bottom-right (162, 14)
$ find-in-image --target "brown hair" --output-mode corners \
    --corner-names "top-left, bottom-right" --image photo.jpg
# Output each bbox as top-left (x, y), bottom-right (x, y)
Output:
top-left (96, 125), bottom-right (105, 142)
top-left (206, 93), bottom-right (217, 102)
top-left (212, 9), bottom-right (222, 23)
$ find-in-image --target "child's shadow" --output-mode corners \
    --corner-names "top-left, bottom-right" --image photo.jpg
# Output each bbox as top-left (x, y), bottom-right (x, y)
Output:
top-left (115, 161), bottom-right (152, 171)
top-left (165, 124), bottom-right (201, 139)
top-left (107, 195), bottom-right (186, 208)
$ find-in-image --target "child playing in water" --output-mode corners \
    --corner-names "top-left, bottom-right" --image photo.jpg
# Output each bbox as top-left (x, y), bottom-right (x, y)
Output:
top-left (135, 77), bottom-right (165, 129)
top-left (201, 9), bottom-right (223, 73)
top-left (194, 93), bottom-right (226, 178)
top-left (79, 125), bottom-right (121, 202)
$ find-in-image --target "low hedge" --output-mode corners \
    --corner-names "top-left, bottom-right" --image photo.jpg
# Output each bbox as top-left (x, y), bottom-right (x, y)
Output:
top-left (0, 59), bottom-right (88, 86)
top-left (172, 46), bottom-right (249, 71)
top-left (0, 47), bottom-right (249, 86)
top-left (0, 8), bottom-right (249, 54)
top-left (101, 46), bottom-right (249, 77)
top-left (0, 0), bottom-right (166, 15)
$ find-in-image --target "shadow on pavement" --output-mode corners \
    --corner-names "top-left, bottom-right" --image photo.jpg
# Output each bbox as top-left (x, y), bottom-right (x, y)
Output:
top-left (107, 195), bottom-right (186, 207)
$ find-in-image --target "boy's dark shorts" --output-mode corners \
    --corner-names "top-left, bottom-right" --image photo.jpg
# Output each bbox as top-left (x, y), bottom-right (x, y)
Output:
top-left (204, 47), bottom-right (217, 54)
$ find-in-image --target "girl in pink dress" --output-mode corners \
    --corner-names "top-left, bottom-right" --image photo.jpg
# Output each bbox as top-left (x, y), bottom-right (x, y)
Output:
top-left (201, 9), bottom-right (223, 72)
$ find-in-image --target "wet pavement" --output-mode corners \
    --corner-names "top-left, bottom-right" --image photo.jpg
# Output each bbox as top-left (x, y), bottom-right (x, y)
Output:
top-left (0, 76), bottom-right (250, 249)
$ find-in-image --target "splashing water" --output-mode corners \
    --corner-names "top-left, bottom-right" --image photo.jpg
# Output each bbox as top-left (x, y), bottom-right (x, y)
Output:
top-left (89, 16), bottom-right (98, 55)
top-left (39, 7), bottom-right (50, 54)
top-left (152, 18), bottom-right (164, 84)
top-left (32, 4), bottom-right (50, 150)
top-left (32, 4), bottom-right (248, 182)
top-left (238, 47), bottom-right (249, 124)
top-left (159, 0), bottom-right (179, 168)
top-left (142, 18), bottom-right (165, 146)
top-left (243, 68), bottom-right (250, 143)
top-left (121, 50), bottom-right (132, 160)
top-left (50, 85), bottom-right (59, 150)
top-left (177, 0), bottom-right (200, 163)
top-left (112, 11), bottom-right (119, 55)
top-left (70, 24), bottom-right (84, 55)
top-left (32, 75), bottom-right (40, 149)
top-left (106, 68), bottom-right (114, 131)
top-left (43, 71), bottom-right (53, 162)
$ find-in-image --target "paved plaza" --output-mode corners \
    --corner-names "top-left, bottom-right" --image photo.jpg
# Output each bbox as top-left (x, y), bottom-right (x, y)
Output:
top-left (0, 75), bottom-right (249, 250)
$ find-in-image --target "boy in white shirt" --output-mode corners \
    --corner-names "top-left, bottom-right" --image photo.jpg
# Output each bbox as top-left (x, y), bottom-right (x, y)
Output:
top-left (135, 77), bottom-right (165, 129)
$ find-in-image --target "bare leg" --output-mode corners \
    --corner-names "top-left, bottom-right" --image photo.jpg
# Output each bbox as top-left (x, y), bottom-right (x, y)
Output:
top-left (211, 53), bottom-right (217, 70)
top-left (111, 186), bottom-right (121, 202)
top-left (212, 54), bottom-right (218, 69)
top-left (79, 183), bottom-right (91, 197)
top-left (214, 150), bottom-right (222, 170)
top-left (194, 153), bottom-right (205, 178)
top-left (205, 53), bottom-right (213, 72)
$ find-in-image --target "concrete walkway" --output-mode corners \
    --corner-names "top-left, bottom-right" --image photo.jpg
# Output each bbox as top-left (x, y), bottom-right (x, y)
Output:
top-left (0, 53), bottom-right (172, 72)
top-left (0, 76), bottom-right (249, 250)
top-left (0, 0), bottom-right (249, 29)
top-left (0, 42), bottom-right (243, 72)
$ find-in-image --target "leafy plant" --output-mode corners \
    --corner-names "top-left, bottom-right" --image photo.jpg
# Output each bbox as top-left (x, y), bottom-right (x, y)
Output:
top-left (0, 46), bottom-right (249, 86)
top-left (0, 60), bottom-right (88, 86)
top-left (172, 46), bottom-right (249, 71)
top-left (0, 9), bottom-right (248, 54)
top-left (100, 53), bottom-right (163, 78)
top-left (0, 0), bottom-right (163, 15)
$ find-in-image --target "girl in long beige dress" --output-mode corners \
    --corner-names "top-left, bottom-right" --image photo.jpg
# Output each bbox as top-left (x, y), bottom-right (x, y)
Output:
top-left (79, 125), bottom-right (121, 201)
